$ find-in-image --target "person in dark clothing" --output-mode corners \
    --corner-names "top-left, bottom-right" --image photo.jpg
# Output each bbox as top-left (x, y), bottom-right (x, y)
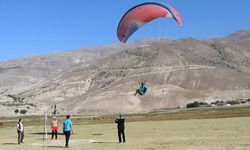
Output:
top-left (16, 118), bottom-right (24, 144)
top-left (115, 113), bottom-right (125, 143)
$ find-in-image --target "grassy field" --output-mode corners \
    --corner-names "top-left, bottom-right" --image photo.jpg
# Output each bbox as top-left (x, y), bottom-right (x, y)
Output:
top-left (1, 106), bottom-right (250, 150)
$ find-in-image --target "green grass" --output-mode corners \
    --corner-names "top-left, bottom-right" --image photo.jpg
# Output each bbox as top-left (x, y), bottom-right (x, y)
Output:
top-left (1, 106), bottom-right (250, 149)
top-left (1, 105), bottom-right (250, 127)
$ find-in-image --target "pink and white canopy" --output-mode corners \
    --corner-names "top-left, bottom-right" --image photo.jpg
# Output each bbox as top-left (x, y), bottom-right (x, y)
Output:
top-left (117, 2), bottom-right (182, 43)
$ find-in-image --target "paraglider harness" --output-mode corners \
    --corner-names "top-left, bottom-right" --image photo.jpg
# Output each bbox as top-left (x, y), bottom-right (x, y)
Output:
top-left (138, 83), bottom-right (147, 95)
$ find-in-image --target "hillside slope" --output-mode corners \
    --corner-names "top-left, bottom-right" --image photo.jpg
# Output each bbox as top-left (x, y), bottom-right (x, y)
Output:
top-left (1, 30), bottom-right (250, 116)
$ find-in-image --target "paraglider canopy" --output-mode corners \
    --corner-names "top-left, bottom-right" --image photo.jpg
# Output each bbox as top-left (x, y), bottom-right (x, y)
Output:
top-left (117, 2), bottom-right (182, 43)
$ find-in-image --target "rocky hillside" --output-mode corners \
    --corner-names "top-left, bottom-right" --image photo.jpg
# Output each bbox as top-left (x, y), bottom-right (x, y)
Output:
top-left (213, 30), bottom-right (250, 49)
top-left (0, 30), bottom-right (250, 116)
top-left (0, 42), bottom-right (145, 95)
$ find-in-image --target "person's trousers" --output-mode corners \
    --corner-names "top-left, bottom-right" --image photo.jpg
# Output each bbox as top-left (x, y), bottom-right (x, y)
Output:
top-left (135, 89), bottom-right (143, 95)
top-left (17, 131), bottom-right (24, 144)
top-left (64, 131), bottom-right (71, 147)
top-left (51, 129), bottom-right (58, 139)
top-left (118, 129), bottom-right (125, 143)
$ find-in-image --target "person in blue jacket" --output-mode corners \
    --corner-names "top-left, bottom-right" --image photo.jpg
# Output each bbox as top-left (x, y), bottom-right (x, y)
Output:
top-left (63, 115), bottom-right (73, 148)
top-left (134, 80), bottom-right (147, 96)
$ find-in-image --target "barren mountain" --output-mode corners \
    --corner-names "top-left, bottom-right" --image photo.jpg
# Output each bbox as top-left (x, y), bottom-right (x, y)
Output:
top-left (0, 30), bottom-right (250, 116)
top-left (214, 30), bottom-right (250, 49)
top-left (0, 42), bottom-right (141, 95)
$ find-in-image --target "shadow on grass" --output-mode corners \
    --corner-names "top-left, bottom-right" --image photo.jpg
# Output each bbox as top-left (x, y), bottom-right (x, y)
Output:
top-left (2, 142), bottom-right (18, 145)
top-left (29, 132), bottom-right (64, 135)
top-left (91, 133), bottom-right (103, 136)
top-left (41, 145), bottom-right (65, 148)
top-left (92, 141), bottom-right (118, 144)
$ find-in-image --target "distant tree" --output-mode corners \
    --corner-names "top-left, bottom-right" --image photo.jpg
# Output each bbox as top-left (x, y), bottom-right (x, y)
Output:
top-left (14, 109), bottom-right (19, 114)
top-left (20, 109), bottom-right (27, 114)
top-left (186, 101), bottom-right (200, 108)
top-left (227, 100), bottom-right (240, 105)
top-left (199, 102), bottom-right (208, 105)
top-left (240, 101), bottom-right (246, 104)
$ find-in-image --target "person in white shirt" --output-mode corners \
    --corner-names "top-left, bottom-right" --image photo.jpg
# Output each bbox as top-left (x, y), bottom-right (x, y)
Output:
top-left (17, 118), bottom-right (24, 144)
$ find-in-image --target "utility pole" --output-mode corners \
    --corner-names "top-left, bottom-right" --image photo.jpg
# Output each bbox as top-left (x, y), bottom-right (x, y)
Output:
top-left (43, 110), bottom-right (48, 143)
top-left (53, 104), bottom-right (57, 116)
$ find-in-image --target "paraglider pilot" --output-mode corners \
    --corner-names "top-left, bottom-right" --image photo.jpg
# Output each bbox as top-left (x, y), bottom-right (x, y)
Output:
top-left (134, 80), bottom-right (147, 96)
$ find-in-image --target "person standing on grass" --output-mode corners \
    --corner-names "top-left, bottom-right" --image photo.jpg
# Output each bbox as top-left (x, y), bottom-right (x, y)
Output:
top-left (17, 118), bottom-right (24, 144)
top-left (115, 113), bottom-right (126, 143)
top-left (51, 116), bottom-right (59, 140)
top-left (63, 115), bottom-right (73, 148)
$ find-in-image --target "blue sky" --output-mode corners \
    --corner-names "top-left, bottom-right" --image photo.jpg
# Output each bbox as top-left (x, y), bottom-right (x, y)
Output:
top-left (0, 0), bottom-right (250, 61)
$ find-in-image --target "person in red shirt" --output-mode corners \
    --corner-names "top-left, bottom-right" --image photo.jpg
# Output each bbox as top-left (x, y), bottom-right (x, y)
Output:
top-left (50, 116), bottom-right (59, 140)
